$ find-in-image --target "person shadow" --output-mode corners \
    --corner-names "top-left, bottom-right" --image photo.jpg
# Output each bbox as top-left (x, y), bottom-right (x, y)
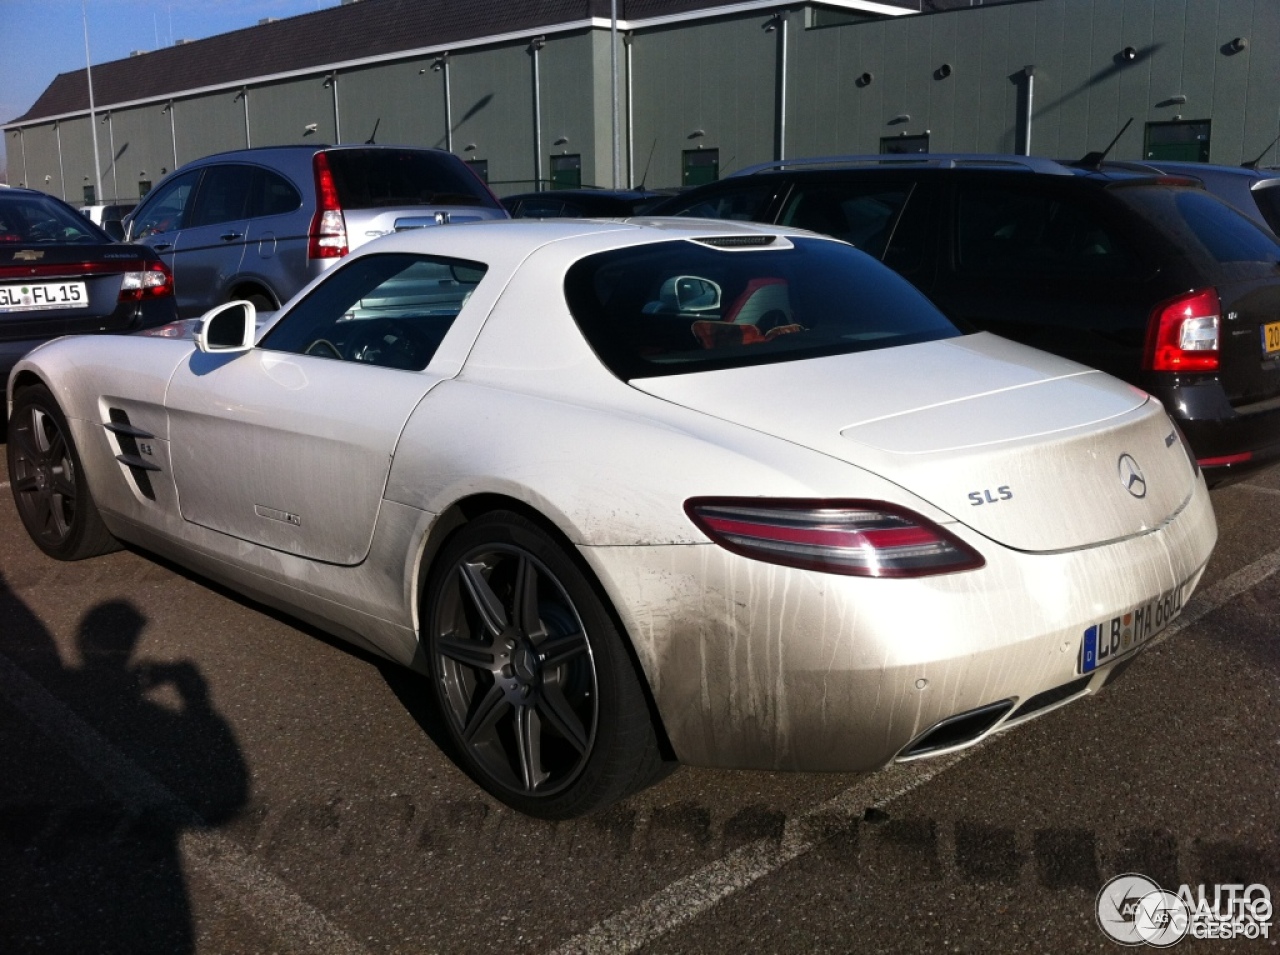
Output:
top-left (0, 572), bottom-right (248, 954)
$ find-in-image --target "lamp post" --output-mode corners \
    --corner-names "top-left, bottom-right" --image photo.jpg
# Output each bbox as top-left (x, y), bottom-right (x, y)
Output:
top-left (82, 0), bottom-right (103, 202)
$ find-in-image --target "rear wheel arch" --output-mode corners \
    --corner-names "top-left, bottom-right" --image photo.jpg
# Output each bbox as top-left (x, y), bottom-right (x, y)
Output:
top-left (413, 494), bottom-right (677, 756)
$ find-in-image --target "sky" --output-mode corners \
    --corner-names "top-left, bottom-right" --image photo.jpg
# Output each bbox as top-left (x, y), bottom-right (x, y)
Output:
top-left (0, 0), bottom-right (339, 175)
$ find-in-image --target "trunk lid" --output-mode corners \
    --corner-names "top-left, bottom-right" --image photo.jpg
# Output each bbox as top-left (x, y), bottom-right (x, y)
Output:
top-left (633, 333), bottom-right (1197, 552)
top-left (0, 245), bottom-right (150, 341)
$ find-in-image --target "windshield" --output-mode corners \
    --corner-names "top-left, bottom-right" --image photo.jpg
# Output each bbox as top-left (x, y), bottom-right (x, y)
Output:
top-left (565, 237), bottom-right (960, 379)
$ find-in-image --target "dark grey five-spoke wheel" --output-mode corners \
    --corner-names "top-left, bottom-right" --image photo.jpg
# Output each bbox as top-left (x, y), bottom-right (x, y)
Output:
top-left (8, 385), bottom-right (119, 561)
top-left (425, 511), bottom-right (668, 818)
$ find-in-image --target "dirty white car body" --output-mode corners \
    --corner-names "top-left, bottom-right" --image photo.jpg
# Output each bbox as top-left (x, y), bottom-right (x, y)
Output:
top-left (7, 218), bottom-right (1217, 818)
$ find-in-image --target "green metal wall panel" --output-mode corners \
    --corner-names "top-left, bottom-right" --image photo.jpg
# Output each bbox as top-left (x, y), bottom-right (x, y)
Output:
top-left (448, 43), bottom-right (535, 190)
top-left (338, 57), bottom-right (447, 149)
top-left (631, 14), bottom-right (778, 186)
top-left (177, 91), bottom-right (250, 164)
top-left (108, 104), bottom-right (180, 200)
top-left (250, 78), bottom-right (337, 147)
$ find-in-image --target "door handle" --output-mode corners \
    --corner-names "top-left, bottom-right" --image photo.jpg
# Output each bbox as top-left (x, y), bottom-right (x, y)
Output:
top-left (154, 243), bottom-right (173, 252)
top-left (220, 232), bottom-right (243, 242)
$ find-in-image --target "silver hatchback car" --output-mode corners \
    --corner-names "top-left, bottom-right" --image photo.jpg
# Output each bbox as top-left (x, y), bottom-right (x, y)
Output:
top-left (124, 144), bottom-right (508, 317)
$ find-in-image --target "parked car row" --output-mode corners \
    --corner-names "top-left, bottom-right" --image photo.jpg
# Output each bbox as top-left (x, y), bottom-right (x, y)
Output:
top-left (650, 154), bottom-right (1280, 484)
top-left (3, 147), bottom-right (1275, 819)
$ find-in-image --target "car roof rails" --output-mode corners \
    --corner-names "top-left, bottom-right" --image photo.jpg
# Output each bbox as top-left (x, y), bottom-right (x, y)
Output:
top-left (728, 153), bottom-right (1076, 177)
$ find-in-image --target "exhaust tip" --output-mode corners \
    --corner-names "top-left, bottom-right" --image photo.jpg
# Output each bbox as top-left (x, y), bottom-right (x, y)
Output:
top-left (898, 699), bottom-right (1014, 760)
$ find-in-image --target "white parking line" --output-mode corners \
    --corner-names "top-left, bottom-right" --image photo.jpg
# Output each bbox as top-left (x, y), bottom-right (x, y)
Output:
top-left (0, 648), bottom-right (371, 955)
top-left (550, 543), bottom-right (1280, 955)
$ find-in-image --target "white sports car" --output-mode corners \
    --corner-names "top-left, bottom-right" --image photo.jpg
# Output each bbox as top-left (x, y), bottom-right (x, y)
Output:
top-left (7, 218), bottom-right (1216, 818)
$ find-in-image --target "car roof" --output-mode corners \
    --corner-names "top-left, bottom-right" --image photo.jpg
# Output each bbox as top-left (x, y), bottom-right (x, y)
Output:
top-left (723, 153), bottom-right (1189, 186)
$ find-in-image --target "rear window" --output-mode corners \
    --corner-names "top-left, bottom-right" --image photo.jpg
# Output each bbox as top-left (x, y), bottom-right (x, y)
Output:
top-left (1250, 181), bottom-right (1280, 236)
top-left (565, 237), bottom-right (960, 380)
top-left (1116, 186), bottom-right (1280, 265)
top-left (0, 194), bottom-right (106, 245)
top-left (324, 149), bottom-right (501, 210)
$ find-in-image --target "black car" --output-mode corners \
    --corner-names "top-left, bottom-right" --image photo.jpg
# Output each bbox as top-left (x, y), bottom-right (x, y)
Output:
top-left (502, 188), bottom-right (669, 218)
top-left (652, 154), bottom-right (1280, 484)
top-left (1, 188), bottom-right (177, 380)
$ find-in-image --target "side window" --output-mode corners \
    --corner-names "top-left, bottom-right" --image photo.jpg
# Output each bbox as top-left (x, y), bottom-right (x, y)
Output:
top-left (779, 182), bottom-right (912, 257)
top-left (188, 164), bottom-right (254, 228)
top-left (259, 253), bottom-right (488, 372)
top-left (956, 187), bottom-right (1134, 278)
top-left (131, 170), bottom-right (200, 238)
top-left (668, 184), bottom-right (778, 223)
top-left (248, 168), bottom-right (302, 219)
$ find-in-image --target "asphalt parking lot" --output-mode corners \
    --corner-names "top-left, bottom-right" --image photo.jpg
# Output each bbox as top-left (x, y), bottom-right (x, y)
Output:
top-left (2, 445), bottom-right (1277, 954)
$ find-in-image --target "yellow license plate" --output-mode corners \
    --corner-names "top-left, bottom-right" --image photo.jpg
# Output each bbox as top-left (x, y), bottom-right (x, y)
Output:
top-left (1263, 322), bottom-right (1280, 355)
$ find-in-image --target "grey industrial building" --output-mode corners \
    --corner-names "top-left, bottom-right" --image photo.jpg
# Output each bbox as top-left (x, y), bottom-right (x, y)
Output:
top-left (4, 0), bottom-right (1278, 206)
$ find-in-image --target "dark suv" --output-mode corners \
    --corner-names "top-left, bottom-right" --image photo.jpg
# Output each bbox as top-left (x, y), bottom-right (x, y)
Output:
top-left (652, 155), bottom-right (1280, 483)
top-left (124, 145), bottom-right (507, 317)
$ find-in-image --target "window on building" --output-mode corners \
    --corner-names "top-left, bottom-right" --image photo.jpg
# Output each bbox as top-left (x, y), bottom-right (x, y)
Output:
top-left (82, 183), bottom-right (96, 205)
top-left (551, 154), bottom-right (582, 190)
top-left (466, 159), bottom-right (489, 184)
top-left (881, 134), bottom-right (929, 155)
top-left (683, 149), bottom-right (720, 187)
top-left (138, 179), bottom-right (153, 199)
top-left (1144, 120), bottom-right (1211, 163)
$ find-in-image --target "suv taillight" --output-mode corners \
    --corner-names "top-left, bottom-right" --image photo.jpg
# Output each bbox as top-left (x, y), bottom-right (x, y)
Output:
top-left (685, 498), bottom-right (985, 578)
top-left (308, 151), bottom-right (348, 260)
top-left (118, 260), bottom-right (173, 301)
top-left (1144, 288), bottom-right (1220, 372)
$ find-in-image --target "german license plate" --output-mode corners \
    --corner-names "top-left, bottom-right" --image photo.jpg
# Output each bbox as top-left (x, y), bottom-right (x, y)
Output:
top-left (0, 281), bottom-right (89, 312)
top-left (1079, 581), bottom-right (1186, 674)
top-left (1262, 321), bottom-right (1280, 356)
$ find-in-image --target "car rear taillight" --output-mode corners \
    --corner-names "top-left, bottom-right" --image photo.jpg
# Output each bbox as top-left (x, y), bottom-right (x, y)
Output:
top-left (1144, 288), bottom-right (1220, 372)
top-left (308, 151), bottom-right (348, 260)
top-left (685, 499), bottom-right (985, 578)
top-left (118, 260), bottom-right (173, 301)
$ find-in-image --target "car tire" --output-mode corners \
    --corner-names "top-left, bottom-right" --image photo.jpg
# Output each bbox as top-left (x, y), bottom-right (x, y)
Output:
top-left (239, 291), bottom-right (275, 312)
top-left (8, 385), bottom-right (120, 561)
top-left (424, 510), bottom-right (669, 818)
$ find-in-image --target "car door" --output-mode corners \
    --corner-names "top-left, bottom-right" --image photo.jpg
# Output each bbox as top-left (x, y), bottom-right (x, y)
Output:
top-left (174, 163), bottom-right (255, 316)
top-left (129, 169), bottom-right (201, 278)
top-left (164, 251), bottom-right (488, 565)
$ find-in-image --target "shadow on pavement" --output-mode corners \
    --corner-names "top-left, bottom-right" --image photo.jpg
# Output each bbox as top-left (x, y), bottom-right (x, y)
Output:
top-left (0, 572), bottom-right (248, 954)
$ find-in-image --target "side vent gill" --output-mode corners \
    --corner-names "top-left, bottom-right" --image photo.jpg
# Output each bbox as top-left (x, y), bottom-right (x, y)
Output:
top-left (105, 409), bottom-right (158, 501)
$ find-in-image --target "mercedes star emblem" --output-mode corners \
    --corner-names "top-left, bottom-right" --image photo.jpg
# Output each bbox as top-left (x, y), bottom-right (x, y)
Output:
top-left (1118, 453), bottom-right (1147, 499)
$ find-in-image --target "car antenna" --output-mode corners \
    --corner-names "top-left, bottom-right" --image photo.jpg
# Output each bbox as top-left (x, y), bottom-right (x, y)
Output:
top-left (365, 118), bottom-right (380, 145)
top-left (638, 138), bottom-right (658, 190)
top-left (1079, 117), bottom-right (1134, 170)
top-left (1242, 133), bottom-right (1280, 169)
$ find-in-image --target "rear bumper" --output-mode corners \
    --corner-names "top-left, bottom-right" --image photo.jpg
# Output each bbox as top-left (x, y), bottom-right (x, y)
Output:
top-left (1152, 379), bottom-right (1280, 484)
top-left (583, 482), bottom-right (1217, 773)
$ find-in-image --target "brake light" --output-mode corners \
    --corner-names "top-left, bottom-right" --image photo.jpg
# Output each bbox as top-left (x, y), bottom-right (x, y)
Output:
top-left (1144, 288), bottom-right (1220, 372)
top-left (685, 498), bottom-right (985, 578)
top-left (118, 260), bottom-right (173, 301)
top-left (308, 152), bottom-right (348, 260)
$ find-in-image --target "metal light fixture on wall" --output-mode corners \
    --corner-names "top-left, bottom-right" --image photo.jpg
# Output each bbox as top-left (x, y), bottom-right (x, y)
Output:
top-left (1120, 46), bottom-right (1138, 62)
top-left (856, 72), bottom-right (873, 87)
top-left (936, 63), bottom-right (952, 79)
top-left (1228, 36), bottom-right (1247, 53)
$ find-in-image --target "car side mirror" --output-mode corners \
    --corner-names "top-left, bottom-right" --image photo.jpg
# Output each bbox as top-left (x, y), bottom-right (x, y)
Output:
top-left (196, 300), bottom-right (257, 354)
